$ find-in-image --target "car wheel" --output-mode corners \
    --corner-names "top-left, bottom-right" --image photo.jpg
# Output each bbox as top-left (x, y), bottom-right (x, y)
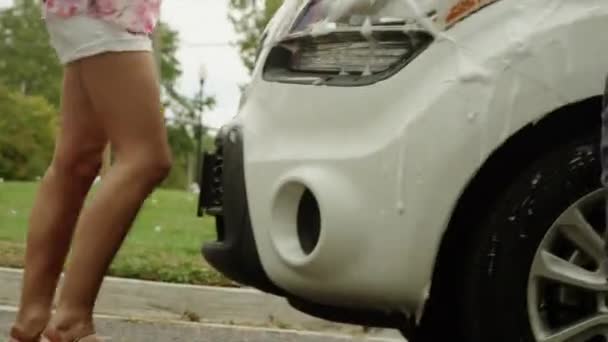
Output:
top-left (417, 132), bottom-right (605, 342)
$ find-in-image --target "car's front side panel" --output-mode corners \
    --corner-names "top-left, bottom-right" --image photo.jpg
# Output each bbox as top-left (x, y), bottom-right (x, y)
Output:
top-left (232, 0), bottom-right (608, 315)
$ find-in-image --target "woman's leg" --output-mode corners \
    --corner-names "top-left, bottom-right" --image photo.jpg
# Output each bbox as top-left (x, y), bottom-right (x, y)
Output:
top-left (45, 51), bottom-right (172, 340)
top-left (12, 64), bottom-right (108, 340)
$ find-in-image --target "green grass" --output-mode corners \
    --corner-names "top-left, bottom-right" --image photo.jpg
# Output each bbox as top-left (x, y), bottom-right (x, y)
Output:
top-left (0, 181), bottom-right (234, 286)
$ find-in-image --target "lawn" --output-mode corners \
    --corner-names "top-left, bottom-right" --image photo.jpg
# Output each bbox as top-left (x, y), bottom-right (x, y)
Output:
top-left (0, 181), bottom-right (233, 286)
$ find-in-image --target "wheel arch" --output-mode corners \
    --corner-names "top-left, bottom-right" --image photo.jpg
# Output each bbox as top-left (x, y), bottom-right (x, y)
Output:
top-left (418, 95), bottom-right (602, 333)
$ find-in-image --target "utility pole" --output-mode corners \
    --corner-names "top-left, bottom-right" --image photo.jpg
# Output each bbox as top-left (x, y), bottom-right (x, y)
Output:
top-left (195, 64), bottom-right (208, 183)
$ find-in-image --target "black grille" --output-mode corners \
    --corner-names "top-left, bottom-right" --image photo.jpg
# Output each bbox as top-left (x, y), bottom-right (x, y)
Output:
top-left (209, 144), bottom-right (224, 211)
top-left (198, 141), bottom-right (225, 216)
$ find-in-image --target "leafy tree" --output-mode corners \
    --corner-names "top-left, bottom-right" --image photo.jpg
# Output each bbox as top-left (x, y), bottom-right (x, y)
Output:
top-left (0, 0), bottom-right (63, 107)
top-left (157, 21), bottom-right (182, 93)
top-left (154, 22), bottom-right (216, 190)
top-left (228, 0), bottom-right (284, 73)
top-left (0, 84), bottom-right (56, 180)
top-left (162, 124), bottom-right (195, 189)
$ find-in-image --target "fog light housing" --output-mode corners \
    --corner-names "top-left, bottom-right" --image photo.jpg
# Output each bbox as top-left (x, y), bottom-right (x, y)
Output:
top-left (297, 189), bottom-right (321, 255)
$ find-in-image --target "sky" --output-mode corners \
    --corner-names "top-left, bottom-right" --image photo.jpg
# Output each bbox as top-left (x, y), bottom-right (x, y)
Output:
top-left (0, 0), bottom-right (251, 129)
top-left (161, 0), bottom-right (250, 128)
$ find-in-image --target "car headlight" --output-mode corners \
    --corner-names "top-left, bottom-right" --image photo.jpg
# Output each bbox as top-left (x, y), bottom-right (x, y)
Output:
top-left (263, 0), bottom-right (435, 85)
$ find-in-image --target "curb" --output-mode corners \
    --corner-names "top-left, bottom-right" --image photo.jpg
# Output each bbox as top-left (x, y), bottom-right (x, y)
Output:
top-left (0, 306), bottom-right (399, 341)
top-left (0, 268), bottom-right (400, 339)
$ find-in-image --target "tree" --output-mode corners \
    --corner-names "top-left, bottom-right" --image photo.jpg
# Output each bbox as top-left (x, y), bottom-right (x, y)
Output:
top-left (0, 0), bottom-right (63, 108)
top-left (162, 123), bottom-right (195, 189)
top-left (0, 84), bottom-right (56, 180)
top-left (154, 21), bottom-right (216, 190)
top-left (228, 0), bottom-right (284, 73)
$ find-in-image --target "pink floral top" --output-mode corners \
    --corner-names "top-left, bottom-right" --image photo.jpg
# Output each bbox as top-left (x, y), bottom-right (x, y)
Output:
top-left (43, 0), bottom-right (161, 34)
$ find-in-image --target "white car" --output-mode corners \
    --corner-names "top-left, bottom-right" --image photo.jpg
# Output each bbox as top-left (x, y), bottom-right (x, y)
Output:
top-left (198, 0), bottom-right (608, 340)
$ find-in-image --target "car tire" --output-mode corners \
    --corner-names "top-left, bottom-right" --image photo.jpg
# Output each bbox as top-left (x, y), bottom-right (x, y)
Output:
top-left (415, 131), bottom-right (603, 342)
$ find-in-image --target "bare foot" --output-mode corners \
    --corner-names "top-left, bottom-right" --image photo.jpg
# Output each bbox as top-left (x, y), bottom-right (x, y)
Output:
top-left (41, 323), bottom-right (100, 342)
top-left (40, 332), bottom-right (103, 342)
top-left (9, 309), bottom-right (50, 342)
top-left (8, 326), bottom-right (42, 342)
top-left (75, 336), bottom-right (103, 342)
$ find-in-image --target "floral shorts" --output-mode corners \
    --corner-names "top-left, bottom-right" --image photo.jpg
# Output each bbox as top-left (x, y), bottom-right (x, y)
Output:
top-left (45, 13), bottom-right (152, 65)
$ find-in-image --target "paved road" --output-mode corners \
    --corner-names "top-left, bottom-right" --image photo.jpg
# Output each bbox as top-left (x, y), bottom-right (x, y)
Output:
top-left (0, 309), bottom-right (400, 342)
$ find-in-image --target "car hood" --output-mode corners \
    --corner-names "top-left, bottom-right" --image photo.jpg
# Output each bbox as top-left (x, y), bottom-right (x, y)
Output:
top-left (266, 0), bottom-right (501, 42)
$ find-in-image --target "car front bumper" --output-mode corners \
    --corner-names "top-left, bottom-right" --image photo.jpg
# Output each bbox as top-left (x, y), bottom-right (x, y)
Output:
top-left (198, 125), bottom-right (415, 335)
top-left (199, 126), bottom-right (284, 295)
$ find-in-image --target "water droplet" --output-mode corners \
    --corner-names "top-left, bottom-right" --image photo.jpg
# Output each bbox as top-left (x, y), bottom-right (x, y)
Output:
top-left (569, 156), bottom-right (583, 166)
top-left (362, 64), bottom-right (372, 76)
top-left (226, 130), bottom-right (236, 143)
top-left (531, 173), bottom-right (542, 186)
top-left (396, 201), bottom-right (405, 215)
top-left (189, 183), bottom-right (201, 194)
top-left (311, 20), bottom-right (336, 37)
top-left (361, 16), bottom-right (373, 41)
top-left (312, 78), bottom-right (325, 86)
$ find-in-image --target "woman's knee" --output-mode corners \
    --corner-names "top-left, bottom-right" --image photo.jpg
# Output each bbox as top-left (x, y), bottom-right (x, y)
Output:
top-left (50, 150), bottom-right (103, 182)
top-left (145, 152), bottom-right (172, 184)
top-left (125, 150), bottom-right (172, 185)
